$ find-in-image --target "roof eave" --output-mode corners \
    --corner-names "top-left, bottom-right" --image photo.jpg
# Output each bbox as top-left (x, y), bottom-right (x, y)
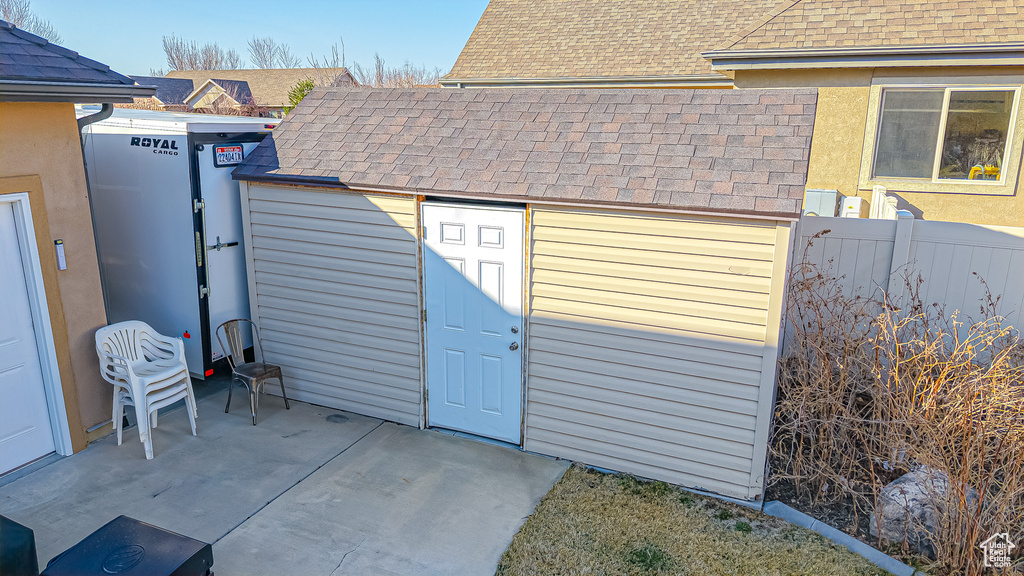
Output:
top-left (0, 80), bottom-right (156, 103)
top-left (703, 43), bottom-right (1024, 70)
top-left (439, 74), bottom-right (734, 88)
top-left (231, 172), bottom-right (800, 222)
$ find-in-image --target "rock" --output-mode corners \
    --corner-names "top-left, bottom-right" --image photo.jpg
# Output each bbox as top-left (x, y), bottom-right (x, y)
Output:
top-left (869, 467), bottom-right (977, 558)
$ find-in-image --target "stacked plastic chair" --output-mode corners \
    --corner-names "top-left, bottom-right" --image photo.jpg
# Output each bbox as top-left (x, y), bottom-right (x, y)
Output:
top-left (95, 321), bottom-right (197, 459)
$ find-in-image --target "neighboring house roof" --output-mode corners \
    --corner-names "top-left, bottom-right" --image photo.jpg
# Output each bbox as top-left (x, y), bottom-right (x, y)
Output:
top-left (183, 78), bottom-right (255, 107)
top-left (441, 0), bottom-right (784, 87)
top-left (165, 68), bottom-right (355, 108)
top-left (0, 19), bottom-right (154, 102)
top-left (234, 87), bottom-right (817, 219)
top-left (128, 76), bottom-right (194, 105)
top-left (706, 0), bottom-right (1024, 69)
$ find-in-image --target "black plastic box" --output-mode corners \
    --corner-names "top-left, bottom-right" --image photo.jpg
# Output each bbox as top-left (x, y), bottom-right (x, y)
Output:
top-left (42, 515), bottom-right (212, 576)
top-left (0, 514), bottom-right (39, 576)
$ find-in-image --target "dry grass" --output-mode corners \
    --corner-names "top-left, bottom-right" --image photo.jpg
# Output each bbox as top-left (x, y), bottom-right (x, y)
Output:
top-left (496, 465), bottom-right (888, 576)
top-left (773, 232), bottom-right (1024, 575)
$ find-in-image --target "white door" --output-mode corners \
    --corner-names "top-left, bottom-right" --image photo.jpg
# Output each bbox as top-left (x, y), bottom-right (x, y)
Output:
top-left (198, 142), bottom-right (261, 360)
top-left (0, 203), bottom-right (56, 473)
top-left (422, 203), bottom-right (524, 443)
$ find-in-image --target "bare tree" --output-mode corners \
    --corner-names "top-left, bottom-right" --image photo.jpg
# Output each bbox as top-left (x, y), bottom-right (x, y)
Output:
top-left (306, 39), bottom-right (352, 86)
top-left (1, 0), bottom-right (61, 43)
top-left (248, 36), bottom-right (303, 69)
top-left (163, 34), bottom-right (244, 70)
top-left (247, 36), bottom-right (277, 68)
top-left (351, 53), bottom-right (443, 87)
top-left (277, 45), bottom-right (301, 68)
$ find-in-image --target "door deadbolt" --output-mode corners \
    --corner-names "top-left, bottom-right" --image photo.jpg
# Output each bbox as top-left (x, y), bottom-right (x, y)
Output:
top-left (509, 342), bottom-right (519, 351)
top-left (511, 326), bottom-right (519, 334)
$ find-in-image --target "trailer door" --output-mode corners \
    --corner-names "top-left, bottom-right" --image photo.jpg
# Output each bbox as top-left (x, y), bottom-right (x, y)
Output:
top-left (195, 141), bottom-right (262, 366)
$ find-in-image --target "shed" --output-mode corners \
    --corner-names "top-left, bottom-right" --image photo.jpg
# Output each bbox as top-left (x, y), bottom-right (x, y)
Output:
top-left (232, 87), bottom-right (816, 500)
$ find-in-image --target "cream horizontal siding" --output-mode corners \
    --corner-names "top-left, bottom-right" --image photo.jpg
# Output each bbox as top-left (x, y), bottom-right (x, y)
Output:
top-left (526, 206), bottom-right (785, 499)
top-left (242, 183), bottom-right (421, 426)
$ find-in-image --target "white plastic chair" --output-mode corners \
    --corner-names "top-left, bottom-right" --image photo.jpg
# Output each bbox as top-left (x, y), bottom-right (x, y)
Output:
top-left (95, 321), bottom-right (197, 459)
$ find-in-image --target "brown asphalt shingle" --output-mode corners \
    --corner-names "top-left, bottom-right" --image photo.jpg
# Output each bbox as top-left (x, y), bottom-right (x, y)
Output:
top-left (234, 88), bottom-right (817, 219)
top-left (444, 0), bottom-right (786, 81)
top-left (722, 0), bottom-right (1024, 51)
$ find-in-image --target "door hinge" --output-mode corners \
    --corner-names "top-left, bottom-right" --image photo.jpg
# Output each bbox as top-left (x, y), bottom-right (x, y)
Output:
top-left (422, 309), bottom-right (427, 322)
top-left (199, 286), bottom-right (210, 298)
top-left (193, 199), bottom-right (205, 214)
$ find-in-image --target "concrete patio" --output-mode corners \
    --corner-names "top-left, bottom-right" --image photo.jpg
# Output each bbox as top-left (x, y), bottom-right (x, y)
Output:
top-left (0, 384), bottom-right (569, 575)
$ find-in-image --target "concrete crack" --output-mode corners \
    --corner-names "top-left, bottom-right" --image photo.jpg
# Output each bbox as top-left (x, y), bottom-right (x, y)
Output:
top-left (329, 539), bottom-right (364, 575)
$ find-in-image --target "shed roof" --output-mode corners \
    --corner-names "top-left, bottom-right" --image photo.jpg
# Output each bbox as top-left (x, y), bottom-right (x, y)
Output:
top-left (442, 0), bottom-right (785, 85)
top-left (720, 0), bottom-right (1024, 51)
top-left (129, 76), bottom-right (194, 105)
top-left (234, 87), bottom-right (816, 219)
top-left (0, 19), bottom-right (153, 102)
top-left (165, 68), bottom-right (355, 108)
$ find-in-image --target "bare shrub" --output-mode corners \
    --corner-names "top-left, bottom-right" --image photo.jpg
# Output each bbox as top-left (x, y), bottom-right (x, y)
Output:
top-left (773, 233), bottom-right (1024, 575)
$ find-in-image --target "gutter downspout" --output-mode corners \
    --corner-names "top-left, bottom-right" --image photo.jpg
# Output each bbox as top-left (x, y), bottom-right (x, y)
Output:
top-left (77, 102), bottom-right (115, 350)
top-left (76, 102), bottom-right (113, 132)
top-left (76, 102), bottom-right (118, 439)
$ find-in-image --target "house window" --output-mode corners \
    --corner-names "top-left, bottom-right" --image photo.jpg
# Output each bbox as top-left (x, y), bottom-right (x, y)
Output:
top-left (861, 84), bottom-right (1023, 195)
top-left (873, 87), bottom-right (1017, 182)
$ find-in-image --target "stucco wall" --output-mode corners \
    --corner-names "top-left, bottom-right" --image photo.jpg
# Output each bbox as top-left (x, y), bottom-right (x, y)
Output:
top-left (0, 102), bottom-right (109, 436)
top-left (734, 67), bottom-right (1024, 227)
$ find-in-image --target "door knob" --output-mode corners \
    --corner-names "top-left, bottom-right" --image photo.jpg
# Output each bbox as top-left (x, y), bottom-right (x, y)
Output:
top-left (509, 342), bottom-right (519, 351)
top-left (511, 326), bottom-right (519, 334)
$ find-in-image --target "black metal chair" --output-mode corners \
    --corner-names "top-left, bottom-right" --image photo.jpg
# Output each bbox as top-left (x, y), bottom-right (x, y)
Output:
top-left (215, 319), bottom-right (290, 425)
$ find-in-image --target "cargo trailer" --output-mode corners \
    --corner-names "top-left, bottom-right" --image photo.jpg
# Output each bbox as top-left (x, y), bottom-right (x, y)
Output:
top-left (80, 108), bottom-right (277, 378)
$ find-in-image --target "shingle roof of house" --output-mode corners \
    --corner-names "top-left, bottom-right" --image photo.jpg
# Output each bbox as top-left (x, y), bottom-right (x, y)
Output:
top-left (444, 0), bottom-right (785, 82)
top-left (202, 78), bottom-right (254, 105)
top-left (234, 87), bottom-right (817, 219)
top-left (165, 68), bottom-right (354, 108)
top-left (0, 19), bottom-right (134, 85)
top-left (721, 0), bottom-right (1024, 51)
top-left (129, 76), bottom-right (194, 105)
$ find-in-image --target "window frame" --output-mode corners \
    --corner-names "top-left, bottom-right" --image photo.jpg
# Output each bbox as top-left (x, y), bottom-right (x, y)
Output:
top-left (859, 83), bottom-right (1023, 196)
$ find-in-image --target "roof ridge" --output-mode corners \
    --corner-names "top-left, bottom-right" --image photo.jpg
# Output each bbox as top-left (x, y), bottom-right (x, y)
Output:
top-left (715, 0), bottom-right (803, 51)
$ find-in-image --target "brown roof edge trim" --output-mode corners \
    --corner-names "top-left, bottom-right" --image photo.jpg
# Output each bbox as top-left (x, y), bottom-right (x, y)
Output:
top-left (234, 173), bottom-right (799, 222)
top-left (439, 74), bottom-right (734, 88)
top-left (703, 42), bottom-right (1024, 69)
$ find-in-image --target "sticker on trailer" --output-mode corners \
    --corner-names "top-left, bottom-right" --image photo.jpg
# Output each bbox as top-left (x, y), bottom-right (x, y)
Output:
top-left (213, 145), bottom-right (244, 167)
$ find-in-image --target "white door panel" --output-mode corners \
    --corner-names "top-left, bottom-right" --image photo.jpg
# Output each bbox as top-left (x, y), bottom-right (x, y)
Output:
top-left (199, 142), bottom-right (260, 358)
top-left (422, 203), bottom-right (524, 443)
top-left (0, 203), bottom-right (55, 473)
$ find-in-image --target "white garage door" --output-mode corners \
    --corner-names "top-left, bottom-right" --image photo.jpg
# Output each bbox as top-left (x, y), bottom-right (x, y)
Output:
top-left (0, 202), bottom-right (56, 474)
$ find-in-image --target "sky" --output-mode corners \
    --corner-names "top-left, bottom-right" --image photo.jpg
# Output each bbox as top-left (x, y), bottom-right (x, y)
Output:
top-left (30, 0), bottom-right (491, 77)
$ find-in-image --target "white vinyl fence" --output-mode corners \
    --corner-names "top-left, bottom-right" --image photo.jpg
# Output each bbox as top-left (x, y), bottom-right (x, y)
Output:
top-left (793, 214), bottom-right (1024, 330)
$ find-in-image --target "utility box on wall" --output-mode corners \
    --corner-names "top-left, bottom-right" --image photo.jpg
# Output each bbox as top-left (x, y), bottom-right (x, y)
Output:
top-left (80, 108), bottom-right (276, 378)
top-left (802, 188), bottom-right (839, 217)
